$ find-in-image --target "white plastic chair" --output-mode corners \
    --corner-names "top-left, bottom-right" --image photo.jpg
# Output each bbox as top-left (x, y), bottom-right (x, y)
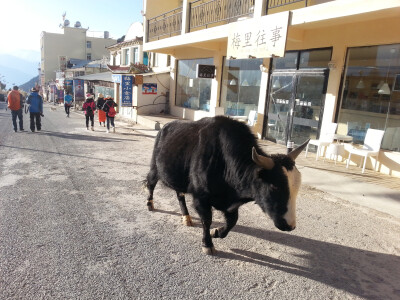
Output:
top-left (305, 123), bottom-right (337, 160)
top-left (345, 128), bottom-right (385, 173)
top-left (247, 110), bottom-right (257, 126)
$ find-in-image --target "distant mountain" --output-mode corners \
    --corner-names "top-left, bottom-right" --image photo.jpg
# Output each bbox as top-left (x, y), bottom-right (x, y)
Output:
top-left (19, 75), bottom-right (40, 93)
top-left (0, 53), bottom-right (39, 88)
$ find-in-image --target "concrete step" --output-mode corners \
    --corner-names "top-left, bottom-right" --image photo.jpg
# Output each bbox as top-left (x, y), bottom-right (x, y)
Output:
top-left (136, 115), bottom-right (163, 130)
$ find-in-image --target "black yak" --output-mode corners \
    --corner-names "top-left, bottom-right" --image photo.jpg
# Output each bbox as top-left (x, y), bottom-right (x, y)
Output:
top-left (145, 116), bottom-right (308, 255)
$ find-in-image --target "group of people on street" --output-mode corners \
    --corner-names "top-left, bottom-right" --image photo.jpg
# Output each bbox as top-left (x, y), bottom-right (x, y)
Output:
top-left (7, 87), bottom-right (117, 134)
top-left (7, 86), bottom-right (43, 132)
top-left (82, 93), bottom-right (117, 133)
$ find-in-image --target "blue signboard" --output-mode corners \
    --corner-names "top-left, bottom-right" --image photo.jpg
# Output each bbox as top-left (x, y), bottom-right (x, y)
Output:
top-left (121, 75), bottom-right (133, 107)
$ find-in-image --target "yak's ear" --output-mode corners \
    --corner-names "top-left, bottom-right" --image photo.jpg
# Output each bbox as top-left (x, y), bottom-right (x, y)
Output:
top-left (288, 139), bottom-right (310, 160)
top-left (252, 147), bottom-right (274, 170)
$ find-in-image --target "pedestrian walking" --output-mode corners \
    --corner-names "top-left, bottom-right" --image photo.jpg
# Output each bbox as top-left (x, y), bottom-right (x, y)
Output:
top-left (64, 91), bottom-right (73, 117)
top-left (26, 88), bottom-right (44, 132)
top-left (7, 86), bottom-right (24, 132)
top-left (82, 93), bottom-right (96, 131)
top-left (96, 93), bottom-right (106, 127)
top-left (102, 96), bottom-right (117, 133)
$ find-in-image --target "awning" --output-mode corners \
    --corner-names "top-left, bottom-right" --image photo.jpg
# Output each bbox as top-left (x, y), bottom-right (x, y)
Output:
top-left (75, 72), bottom-right (113, 82)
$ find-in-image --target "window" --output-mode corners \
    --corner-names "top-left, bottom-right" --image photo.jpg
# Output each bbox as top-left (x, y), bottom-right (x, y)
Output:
top-left (123, 49), bottom-right (129, 65)
top-left (338, 44), bottom-right (400, 151)
top-left (220, 57), bottom-right (263, 116)
top-left (86, 41), bottom-right (92, 48)
top-left (143, 52), bottom-right (149, 66)
top-left (176, 58), bottom-right (213, 111)
top-left (272, 48), bottom-right (332, 71)
top-left (86, 53), bottom-right (91, 60)
top-left (133, 47), bottom-right (139, 64)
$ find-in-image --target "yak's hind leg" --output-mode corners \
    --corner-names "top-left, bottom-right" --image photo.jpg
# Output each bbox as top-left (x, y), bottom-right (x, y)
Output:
top-left (145, 168), bottom-right (158, 211)
top-left (176, 192), bottom-right (193, 226)
top-left (210, 210), bottom-right (239, 239)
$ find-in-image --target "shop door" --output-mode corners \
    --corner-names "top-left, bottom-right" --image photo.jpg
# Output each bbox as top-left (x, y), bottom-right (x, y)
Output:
top-left (265, 70), bottom-right (328, 146)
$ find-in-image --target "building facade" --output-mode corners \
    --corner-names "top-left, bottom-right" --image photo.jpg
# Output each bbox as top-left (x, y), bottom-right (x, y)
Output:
top-left (106, 22), bottom-right (171, 121)
top-left (40, 25), bottom-right (117, 88)
top-left (143, 0), bottom-right (400, 177)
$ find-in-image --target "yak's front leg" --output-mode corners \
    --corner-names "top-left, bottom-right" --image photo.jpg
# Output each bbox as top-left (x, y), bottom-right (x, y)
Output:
top-left (211, 209), bottom-right (239, 239)
top-left (176, 192), bottom-right (193, 226)
top-left (194, 199), bottom-right (215, 255)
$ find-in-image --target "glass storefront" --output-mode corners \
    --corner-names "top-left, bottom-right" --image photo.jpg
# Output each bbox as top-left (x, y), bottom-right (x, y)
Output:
top-left (266, 48), bottom-right (332, 146)
top-left (176, 58), bottom-right (213, 111)
top-left (220, 58), bottom-right (263, 116)
top-left (338, 44), bottom-right (400, 151)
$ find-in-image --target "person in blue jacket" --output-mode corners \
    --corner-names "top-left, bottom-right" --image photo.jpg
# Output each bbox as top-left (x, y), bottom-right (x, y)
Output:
top-left (64, 91), bottom-right (73, 117)
top-left (26, 87), bottom-right (44, 132)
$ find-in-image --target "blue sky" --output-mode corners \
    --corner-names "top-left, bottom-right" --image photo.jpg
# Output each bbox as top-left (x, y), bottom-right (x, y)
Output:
top-left (0, 0), bottom-right (143, 56)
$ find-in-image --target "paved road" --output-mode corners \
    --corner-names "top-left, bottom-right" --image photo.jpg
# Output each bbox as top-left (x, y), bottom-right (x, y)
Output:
top-left (1, 102), bottom-right (399, 299)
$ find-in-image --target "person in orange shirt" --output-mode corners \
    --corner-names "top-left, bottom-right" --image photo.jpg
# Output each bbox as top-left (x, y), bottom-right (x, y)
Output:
top-left (7, 86), bottom-right (24, 132)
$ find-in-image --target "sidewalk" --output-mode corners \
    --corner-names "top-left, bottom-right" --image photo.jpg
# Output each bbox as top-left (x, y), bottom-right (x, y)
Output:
top-left (102, 110), bottom-right (400, 219)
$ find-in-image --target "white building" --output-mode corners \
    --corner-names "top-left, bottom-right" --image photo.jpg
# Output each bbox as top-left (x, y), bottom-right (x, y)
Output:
top-left (106, 22), bottom-right (171, 121)
top-left (40, 22), bottom-right (117, 87)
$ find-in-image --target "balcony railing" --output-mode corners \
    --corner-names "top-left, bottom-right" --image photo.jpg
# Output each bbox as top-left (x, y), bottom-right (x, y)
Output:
top-left (189, 0), bottom-right (255, 30)
top-left (147, 7), bottom-right (183, 42)
top-left (268, 0), bottom-right (309, 9)
top-left (146, 0), bottom-right (333, 42)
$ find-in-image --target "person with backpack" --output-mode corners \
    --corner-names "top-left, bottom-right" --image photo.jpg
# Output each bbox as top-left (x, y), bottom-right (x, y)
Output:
top-left (82, 93), bottom-right (96, 131)
top-left (26, 87), bottom-right (44, 132)
top-left (7, 86), bottom-right (25, 132)
top-left (96, 93), bottom-right (106, 127)
top-left (102, 96), bottom-right (117, 133)
top-left (64, 91), bottom-right (73, 117)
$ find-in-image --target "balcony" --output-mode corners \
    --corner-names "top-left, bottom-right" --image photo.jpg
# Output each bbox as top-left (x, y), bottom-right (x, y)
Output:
top-left (146, 0), bottom-right (334, 42)
top-left (147, 7), bottom-right (183, 42)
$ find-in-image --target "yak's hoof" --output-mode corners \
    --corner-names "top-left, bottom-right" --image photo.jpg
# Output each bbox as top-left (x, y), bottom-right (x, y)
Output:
top-left (210, 227), bottom-right (222, 238)
top-left (202, 246), bottom-right (216, 255)
top-left (147, 200), bottom-right (154, 211)
top-left (182, 215), bottom-right (193, 226)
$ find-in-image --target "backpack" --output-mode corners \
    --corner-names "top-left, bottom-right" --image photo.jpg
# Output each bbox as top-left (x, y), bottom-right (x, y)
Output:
top-left (108, 104), bottom-right (116, 117)
top-left (8, 91), bottom-right (21, 110)
top-left (104, 101), bottom-right (116, 117)
top-left (86, 103), bottom-right (93, 115)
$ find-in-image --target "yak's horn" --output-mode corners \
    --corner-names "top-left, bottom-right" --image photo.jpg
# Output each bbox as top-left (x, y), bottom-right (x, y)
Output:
top-left (252, 147), bottom-right (274, 170)
top-left (288, 139), bottom-right (310, 160)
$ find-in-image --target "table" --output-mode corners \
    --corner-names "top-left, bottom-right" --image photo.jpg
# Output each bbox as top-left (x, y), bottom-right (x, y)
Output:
top-left (333, 134), bottom-right (353, 143)
top-left (325, 143), bottom-right (345, 164)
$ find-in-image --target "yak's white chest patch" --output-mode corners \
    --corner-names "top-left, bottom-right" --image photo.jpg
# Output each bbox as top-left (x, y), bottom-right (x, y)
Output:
top-left (282, 166), bottom-right (301, 228)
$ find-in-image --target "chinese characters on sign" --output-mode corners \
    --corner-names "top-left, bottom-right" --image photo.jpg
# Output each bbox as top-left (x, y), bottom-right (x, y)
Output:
top-left (121, 75), bottom-right (133, 107)
top-left (196, 64), bottom-right (215, 79)
top-left (59, 56), bottom-right (67, 71)
top-left (227, 11), bottom-right (290, 59)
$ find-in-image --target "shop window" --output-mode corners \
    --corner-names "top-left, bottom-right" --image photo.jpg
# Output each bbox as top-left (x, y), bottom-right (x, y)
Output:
top-left (299, 49), bottom-right (332, 69)
top-left (220, 57), bottom-right (263, 116)
top-left (272, 52), bottom-right (297, 70)
top-left (176, 58), bottom-right (213, 112)
top-left (338, 44), bottom-right (400, 151)
top-left (272, 48), bottom-right (332, 71)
